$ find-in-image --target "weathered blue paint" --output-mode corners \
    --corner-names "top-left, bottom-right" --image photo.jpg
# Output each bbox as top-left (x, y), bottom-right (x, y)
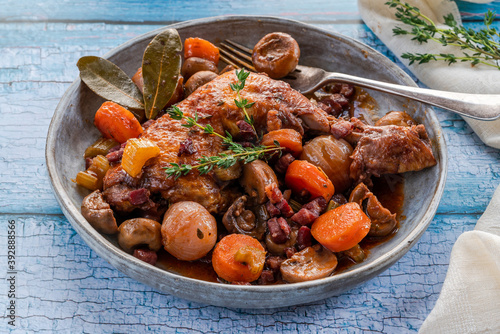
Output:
top-left (1, 1), bottom-right (500, 332)
top-left (1, 0), bottom-right (363, 23)
top-left (0, 213), bottom-right (478, 333)
top-left (456, 0), bottom-right (500, 20)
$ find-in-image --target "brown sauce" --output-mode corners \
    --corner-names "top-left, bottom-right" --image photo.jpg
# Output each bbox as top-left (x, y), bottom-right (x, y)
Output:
top-left (349, 87), bottom-right (379, 122)
top-left (155, 250), bottom-right (219, 283)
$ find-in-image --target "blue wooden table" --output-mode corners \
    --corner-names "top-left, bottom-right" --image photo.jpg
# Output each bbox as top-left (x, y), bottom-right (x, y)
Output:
top-left (1, 1), bottom-right (500, 332)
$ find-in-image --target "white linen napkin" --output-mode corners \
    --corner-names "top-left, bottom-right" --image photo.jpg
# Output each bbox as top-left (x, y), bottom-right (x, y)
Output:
top-left (420, 186), bottom-right (500, 334)
top-left (358, 1), bottom-right (500, 332)
top-left (358, 0), bottom-right (500, 149)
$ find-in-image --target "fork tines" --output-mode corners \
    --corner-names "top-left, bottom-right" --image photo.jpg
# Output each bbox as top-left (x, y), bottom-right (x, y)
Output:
top-left (219, 40), bottom-right (256, 72)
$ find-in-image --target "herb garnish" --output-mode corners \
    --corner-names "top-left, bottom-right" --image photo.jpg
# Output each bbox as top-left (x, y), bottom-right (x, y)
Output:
top-left (164, 106), bottom-right (282, 179)
top-left (386, 0), bottom-right (500, 69)
top-left (231, 69), bottom-right (256, 130)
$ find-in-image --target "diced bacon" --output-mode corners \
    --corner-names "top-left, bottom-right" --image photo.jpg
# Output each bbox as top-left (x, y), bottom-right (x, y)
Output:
top-left (296, 226), bottom-right (312, 250)
top-left (276, 199), bottom-right (294, 218)
top-left (265, 183), bottom-right (283, 204)
top-left (129, 188), bottom-right (150, 205)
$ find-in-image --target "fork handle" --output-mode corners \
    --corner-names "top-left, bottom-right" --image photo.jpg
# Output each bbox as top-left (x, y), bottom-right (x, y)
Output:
top-left (324, 72), bottom-right (500, 121)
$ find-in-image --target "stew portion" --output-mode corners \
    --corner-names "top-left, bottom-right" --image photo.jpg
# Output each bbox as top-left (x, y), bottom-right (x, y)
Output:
top-left (75, 30), bottom-right (436, 285)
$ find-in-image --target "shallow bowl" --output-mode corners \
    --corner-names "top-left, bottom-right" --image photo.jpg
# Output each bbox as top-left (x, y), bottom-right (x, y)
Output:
top-left (46, 16), bottom-right (447, 308)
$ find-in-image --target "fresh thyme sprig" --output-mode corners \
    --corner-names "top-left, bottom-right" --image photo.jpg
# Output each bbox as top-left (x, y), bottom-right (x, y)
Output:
top-left (166, 105), bottom-right (224, 140)
top-left (230, 68), bottom-right (256, 130)
top-left (164, 106), bottom-right (282, 179)
top-left (386, 0), bottom-right (500, 69)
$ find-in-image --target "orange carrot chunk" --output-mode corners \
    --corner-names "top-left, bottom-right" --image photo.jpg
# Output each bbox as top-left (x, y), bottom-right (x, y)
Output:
top-left (311, 202), bottom-right (371, 252)
top-left (212, 234), bottom-right (266, 283)
top-left (184, 37), bottom-right (220, 65)
top-left (94, 101), bottom-right (143, 144)
top-left (261, 129), bottom-right (303, 157)
top-left (131, 67), bottom-right (144, 93)
top-left (285, 160), bottom-right (334, 202)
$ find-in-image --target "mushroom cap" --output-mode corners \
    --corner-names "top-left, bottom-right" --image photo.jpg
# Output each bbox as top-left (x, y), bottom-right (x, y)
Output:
top-left (239, 160), bottom-right (278, 204)
top-left (117, 218), bottom-right (162, 254)
top-left (81, 190), bottom-right (118, 235)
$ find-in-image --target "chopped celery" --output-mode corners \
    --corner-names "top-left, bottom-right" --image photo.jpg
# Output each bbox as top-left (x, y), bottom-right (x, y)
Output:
top-left (84, 137), bottom-right (119, 158)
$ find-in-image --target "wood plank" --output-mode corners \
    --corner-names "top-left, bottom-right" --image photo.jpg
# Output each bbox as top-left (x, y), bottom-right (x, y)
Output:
top-left (456, 0), bottom-right (500, 21)
top-left (2, 0), bottom-right (499, 24)
top-left (1, 22), bottom-right (499, 214)
top-left (0, 0), bottom-right (362, 23)
top-left (0, 213), bottom-right (477, 332)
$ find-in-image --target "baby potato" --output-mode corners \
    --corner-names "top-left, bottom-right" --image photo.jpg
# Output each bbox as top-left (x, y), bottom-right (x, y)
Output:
top-left (161, 201), bottom-right (217, 261)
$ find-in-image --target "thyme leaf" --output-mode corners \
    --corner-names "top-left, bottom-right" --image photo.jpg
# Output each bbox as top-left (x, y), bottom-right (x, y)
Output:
top-left (164, 106), bottom-right (282, 179)
top-left (231, 68), bottom-right (256, 129)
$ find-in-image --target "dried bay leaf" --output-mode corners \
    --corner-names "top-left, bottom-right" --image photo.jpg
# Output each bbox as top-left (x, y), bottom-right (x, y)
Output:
top-left (77, 56), bottom-right (145, 111)
top-left (142, 28), bottom-right (182, 119)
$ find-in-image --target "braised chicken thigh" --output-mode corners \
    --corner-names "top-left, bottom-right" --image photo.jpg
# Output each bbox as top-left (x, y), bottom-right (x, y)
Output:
top-left (103, 71), bottom-right (330, 214)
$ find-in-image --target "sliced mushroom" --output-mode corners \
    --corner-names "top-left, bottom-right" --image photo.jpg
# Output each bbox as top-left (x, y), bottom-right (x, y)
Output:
top-left (349, 183), bottom-right (397, 237)
top-left (265, 228), bottom-right (298, 256)
top-left (222, 195), bottom-right (268, 240)
top-left (81, 190), bottom-right (118, 234)
top-left (117, 218), bottom-right (162, 254)
top-left (280, 244), bottom-right (338, 283)
top-left (181, 57), bottom-right (218, 80)
top-left (365, 194), bottom-right (398, 237)
top-left (239, 160), bottom-right (278, 204)
top-left (184, 71), bottom-right (218, 96)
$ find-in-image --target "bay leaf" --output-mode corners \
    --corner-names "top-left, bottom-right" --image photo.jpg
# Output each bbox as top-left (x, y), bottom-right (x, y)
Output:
top-left (142, 28), bottom-right (182, 119)
top-left (77, 56), bottom-right (144, 111)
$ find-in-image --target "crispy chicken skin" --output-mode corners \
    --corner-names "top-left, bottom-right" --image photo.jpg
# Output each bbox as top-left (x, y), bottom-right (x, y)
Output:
top-left (103, 71), bottom-right (330, 214)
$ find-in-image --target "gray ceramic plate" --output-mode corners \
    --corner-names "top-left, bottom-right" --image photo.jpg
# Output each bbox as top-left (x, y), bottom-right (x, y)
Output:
top-left (46, 16), bottom-right (447, 308)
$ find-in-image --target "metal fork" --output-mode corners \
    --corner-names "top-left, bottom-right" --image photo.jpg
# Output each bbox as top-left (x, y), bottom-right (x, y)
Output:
top-left (219, 40), bottom-right (500, 121)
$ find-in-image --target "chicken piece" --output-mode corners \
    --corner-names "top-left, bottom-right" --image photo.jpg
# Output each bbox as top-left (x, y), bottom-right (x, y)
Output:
top-left (178, 71), bottom-right (330, 134)
top-left (349, 119), bottom-right (437, 184)
top-left (103, 71), bottom-right (331, 214)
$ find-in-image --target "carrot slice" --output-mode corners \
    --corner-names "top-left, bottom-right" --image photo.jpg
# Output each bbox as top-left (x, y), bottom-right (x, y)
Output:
top-left (212, 234), bottom-right (266, 283)
top-left (311, 202), bottom-right (371, 252)
top-left (94, 101), bottom-right (143, 144)
top-left (285, 160), bottom-right (334, 201)
top-left (261, 129), bottom-right (303, 157)
top-left (184, 37), bottom-right (220, 65)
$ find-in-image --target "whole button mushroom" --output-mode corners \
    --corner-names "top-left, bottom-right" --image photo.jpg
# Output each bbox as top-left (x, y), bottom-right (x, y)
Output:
top-left (181, 57), bottom-right (218, 81)
top-left (252, 32), bottom-right (300, 79)
top-left (81, 190), bottom-right (118, 234)
top-left (184, 71), bottom-right (218, 97)
top-left (161, 201), bottom-right (217, 261)
top-left (239, 160), bottom-right (278, 204)
top-left (117, 218), bottom-right (162, 254)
